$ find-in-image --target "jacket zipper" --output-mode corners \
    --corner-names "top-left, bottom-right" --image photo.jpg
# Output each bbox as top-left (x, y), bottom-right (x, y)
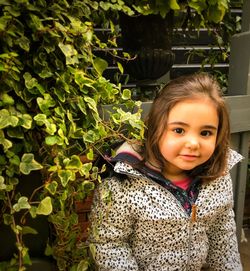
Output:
top-left (149, 178), bottom-right (195, 271)
top-left (156, 181), bottom-right (197, 271)
top-left (186, 203), bottom-right (197, 271)
top-left (116, 170), bottom-right (197, 270)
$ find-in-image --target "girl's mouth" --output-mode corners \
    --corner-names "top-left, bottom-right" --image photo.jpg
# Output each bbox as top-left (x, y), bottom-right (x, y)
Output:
top-left (179, 154), bottom-right (199, 161)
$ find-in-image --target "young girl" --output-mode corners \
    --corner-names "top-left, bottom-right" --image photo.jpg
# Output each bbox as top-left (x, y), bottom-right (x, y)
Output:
top-left (88, 73), bottom-right (243, 271)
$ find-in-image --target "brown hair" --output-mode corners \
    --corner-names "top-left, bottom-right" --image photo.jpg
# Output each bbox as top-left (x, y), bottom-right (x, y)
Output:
top-left (143, 72), bottom-right (230, 182)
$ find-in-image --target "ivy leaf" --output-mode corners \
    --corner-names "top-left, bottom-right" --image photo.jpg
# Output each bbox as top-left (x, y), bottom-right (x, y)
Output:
top-left (89, 243), bottom-right (96, 260)
top-left (34, 114), bottom-right (46, 126)
top-left (65, 155), bottom-right (82, 169)
top-left (13, 197), bottom-right (31, 212)
top-left (169, 0), bottom-right (180, 10)
top-left (29, 206), bottom-right (37, 218)
top-left (1, 92), bottom-right (15, 105)
top-left (99, 2), bottom-right (111, 11)
top-left (58, 169), bottom-right (72, 187)
top-left (38, 68), bottom-right (53, 79)
top-left (34, 114), bottom-right (54, 132)
top-left (23, 72), bottom-right (44, 94)
top-left (93, 57), bottom-right (108, 76)
top-left (19, 153), bottom-right (43, 174)
top-left (45, 243), bottom-right (53, 256)
top-left (208, 5), bottom-right (225, 23)
top-left (58, 42), bottom-right (79, 65)
top-left (58, 43), bottom-right (77, 57)
top-left (53, 87), bottom-right (66, 102)
top-left (20, 114), bottom-right (33, 129)
top-left (86, 148), bottom-right (94, 161)
top-left (9, 177), bottom-right (18, 186)
top-left (45, 181), bottom-right (58, 195)
top-left (117, 61), bottom-right (123, 74)
top-left (82, 181), bottom-right (95, 193)
top-left (22, 226), bottom-right (38, 235)
top-left (22, 246), bottom-right (31, 265)
top-left (77, 260), bottom-right (89, 271)
top-left (77, 97), bottom-right (87, 115)
top-left (34, 114), bottom-right (56, 135)
top-left (36, 196), bottom-right (52, 215)
top-left (7, 127), bottom-right (24, 139)
top-left (79, 162), bottom-right (92, 178)
top-left (0, 109), bottom-right (19, 129)
top-left (83, 129), bottom-right (100, 144)
top-left (0, 15), bottom-right (12, 31)
top-left (188, 0), bottom-right (207, 14)
top-left (29, 14), bottom-right (44, 31)
top-left (0, 176), bottom-right (7, 190)
top-left (37, 94), bottom-right (56, 114)
top-left (23, 72), bottom-right (37, 88)
top-left (54, 107), bottom-right (65, 118)
top-left (0, 130), bottom-right (12, 151)
top-left (4, 6), bottom-right (21, 17)
top-left (45, 135), bottom-right (63, 146)
top-left (17, 36), bottom-right (30, 52)
top-left (84, 97), bottom-right (98, 114)
top-left (121, 89), bottom-right (131, 100)
top-left (45, 121), bottom-right (57, 135)
top-left (9, 155), bottom-right (20, 166)
top-left (58, 128), bottom-right (68, 144)
top-left (3, 214), bottom-right (12, 225)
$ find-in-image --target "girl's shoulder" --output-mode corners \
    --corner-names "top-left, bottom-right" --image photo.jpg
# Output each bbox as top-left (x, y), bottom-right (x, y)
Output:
top-left (99, 164), bottom-right (150, 195)
top-left (199, 173), bottom-right (234, 207)
top-left (200, 149), bottom-right (243, 199)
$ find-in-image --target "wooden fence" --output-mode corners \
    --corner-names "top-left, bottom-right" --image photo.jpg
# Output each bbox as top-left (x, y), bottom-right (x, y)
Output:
top-left (226, 0), bottom-right (250, 242)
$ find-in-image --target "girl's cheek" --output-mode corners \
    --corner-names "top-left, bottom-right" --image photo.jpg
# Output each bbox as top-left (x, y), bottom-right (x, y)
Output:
top-left (161, 138), bottom-right (178, 148)
top-left (207, 140), bottom-right (217, 149)
top-left (166, 139), bottom-right (178, 146)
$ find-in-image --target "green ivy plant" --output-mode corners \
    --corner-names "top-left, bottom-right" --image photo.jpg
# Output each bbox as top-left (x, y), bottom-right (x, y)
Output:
top-left (184, 0), bottom-right (243, 91)
top-left (0, 1), bottom-right (143, 270)
top-left (0, 0), bottom-right (239, 270)
top-left (108, 0), bottom-right (230, 26)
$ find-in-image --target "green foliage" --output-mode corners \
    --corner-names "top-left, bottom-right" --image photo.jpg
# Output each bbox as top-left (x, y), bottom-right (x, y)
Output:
top-left (0, 0), bottom-right (144, 270)
top-left (184, 0), bottom-right (243, 90)
top-left (0, 0), bottom-right (240, 270)
top-left (117, 0), bottom-right (230, 27)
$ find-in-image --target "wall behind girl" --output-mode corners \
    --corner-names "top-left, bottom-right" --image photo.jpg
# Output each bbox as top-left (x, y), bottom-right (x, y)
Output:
top-left (88, 72), bottom-right (243, 271)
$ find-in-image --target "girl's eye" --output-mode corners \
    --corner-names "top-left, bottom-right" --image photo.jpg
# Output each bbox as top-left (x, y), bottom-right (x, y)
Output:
top-left (173, 128), bottom-right (184, 134)
top-left (201, 130), bottom-right (212, 137)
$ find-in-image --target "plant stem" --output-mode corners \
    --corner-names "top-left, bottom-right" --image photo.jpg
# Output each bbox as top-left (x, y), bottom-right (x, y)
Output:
top-left (6, 192), bottom-right (23, 269)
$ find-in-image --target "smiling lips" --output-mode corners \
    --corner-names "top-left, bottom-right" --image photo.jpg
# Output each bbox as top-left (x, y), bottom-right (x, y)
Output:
top-left (179, 154), bottom-right (199, 161)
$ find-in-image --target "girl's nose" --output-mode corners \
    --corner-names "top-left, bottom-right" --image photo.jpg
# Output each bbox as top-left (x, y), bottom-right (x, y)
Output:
top-left (185, 138), bottom-right (199, 149)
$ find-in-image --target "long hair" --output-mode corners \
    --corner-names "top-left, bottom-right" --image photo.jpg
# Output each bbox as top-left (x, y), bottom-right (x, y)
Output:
top-left (143, 73), bottom-right (230, 182)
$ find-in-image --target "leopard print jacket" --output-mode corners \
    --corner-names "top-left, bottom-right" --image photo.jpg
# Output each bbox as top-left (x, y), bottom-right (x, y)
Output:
top-left (88, 149), bottom-right (243, 271)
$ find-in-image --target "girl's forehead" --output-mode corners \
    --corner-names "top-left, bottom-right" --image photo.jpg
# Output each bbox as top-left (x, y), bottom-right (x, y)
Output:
top-left (167, 98), bottom-right (219, 125)
top-left (171, 96), bottom-right (217, 110)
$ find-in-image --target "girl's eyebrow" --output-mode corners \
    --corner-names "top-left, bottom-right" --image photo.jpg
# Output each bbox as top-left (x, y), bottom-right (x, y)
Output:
top-left (168, 121), bottom-right (218, 130)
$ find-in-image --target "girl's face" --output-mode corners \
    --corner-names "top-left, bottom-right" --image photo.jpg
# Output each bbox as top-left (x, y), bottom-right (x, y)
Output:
top-left (159, 97), bottom-right (219, 181)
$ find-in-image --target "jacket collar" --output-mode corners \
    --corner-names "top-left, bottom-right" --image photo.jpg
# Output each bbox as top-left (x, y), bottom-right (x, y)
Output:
top-left (107, 142), bottom-right (243, 184)
top-left (107, 142), bottom-right (183, 190)
top-left (226, 148), bottom-right (243, 172)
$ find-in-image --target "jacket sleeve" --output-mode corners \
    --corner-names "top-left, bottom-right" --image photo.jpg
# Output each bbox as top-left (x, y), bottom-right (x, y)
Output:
top-left (87, 177), bottom-right (139, 271)
top-left (205, 174), bottom-right (242, 271)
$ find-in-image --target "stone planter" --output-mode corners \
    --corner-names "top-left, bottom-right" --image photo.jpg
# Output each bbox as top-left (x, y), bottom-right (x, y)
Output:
top-left (119, 13), bottom-right (175, 80)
